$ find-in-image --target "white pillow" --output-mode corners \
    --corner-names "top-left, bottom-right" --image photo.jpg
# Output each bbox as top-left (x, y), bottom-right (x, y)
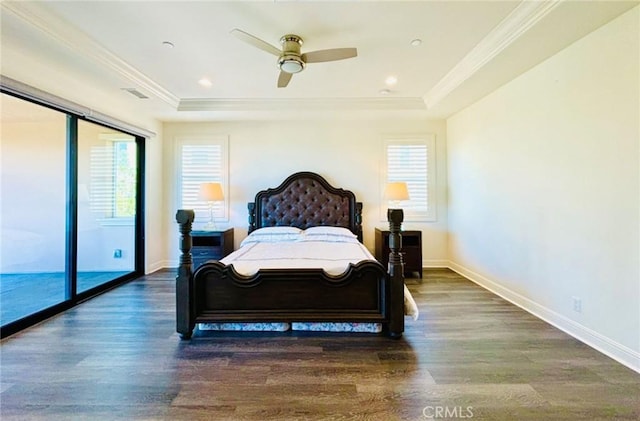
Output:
top-left (301, 226), bottom-right (358, 243)
top-left (304, 225), bottom-right (357, 237)
top-left (304, 226), bottom-right (357, 237)
top-left (240, 226), bottom-right (303, 247)
top-left (253, 226), bottom-right (302, 234)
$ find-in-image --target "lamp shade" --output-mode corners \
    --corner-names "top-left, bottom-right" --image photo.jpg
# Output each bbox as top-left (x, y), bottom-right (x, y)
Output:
top-left (198, 182), bottom-right (224, 202)
top-left (384, 182), bottom-right (410, 202)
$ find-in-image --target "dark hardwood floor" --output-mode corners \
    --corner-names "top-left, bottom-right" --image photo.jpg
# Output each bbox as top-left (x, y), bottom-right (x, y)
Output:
top-left (1, 268), bottom-right (638, 420)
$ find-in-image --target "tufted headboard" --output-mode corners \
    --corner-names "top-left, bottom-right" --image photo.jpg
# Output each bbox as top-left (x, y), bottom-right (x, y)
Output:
top-left (248, 171), bottom-right (363, 242)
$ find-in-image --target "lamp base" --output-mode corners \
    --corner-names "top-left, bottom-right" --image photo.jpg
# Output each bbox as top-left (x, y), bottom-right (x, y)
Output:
top-left (202, 221), bottom-right (217, 231)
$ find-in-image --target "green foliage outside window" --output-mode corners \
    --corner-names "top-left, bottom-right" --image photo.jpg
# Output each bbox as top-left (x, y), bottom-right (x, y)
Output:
top-left (114, 141), bottom-right (136, 218)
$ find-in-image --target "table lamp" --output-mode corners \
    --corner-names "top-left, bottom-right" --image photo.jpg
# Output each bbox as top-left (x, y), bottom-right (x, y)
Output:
top-left (198, 182), bottom-right (224, 231)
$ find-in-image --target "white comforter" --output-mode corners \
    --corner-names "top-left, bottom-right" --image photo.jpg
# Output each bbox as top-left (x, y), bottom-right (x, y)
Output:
top-left (221, 240), bottom-right (375, 276)
top-left (219, 227), bottom-right (419, 320)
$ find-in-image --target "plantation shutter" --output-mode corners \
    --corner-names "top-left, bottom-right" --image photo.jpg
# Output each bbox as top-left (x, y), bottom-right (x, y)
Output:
top-left (385, 136), bottom-right (436, 221)
top-left (179, 142), bottom-right (225, 222)
top-left (89, 137), bottom-right (136, 219)
top-left (89, 145), bottom-right (115, 217)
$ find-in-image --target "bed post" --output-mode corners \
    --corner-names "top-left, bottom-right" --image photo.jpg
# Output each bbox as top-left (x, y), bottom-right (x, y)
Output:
top-left (176, 209), bottom-right (195, 340)
top-left (248, 202), bottom-right (256, 233)
top-left (355, 202), bottom-right (363, 242)
top-left (387, 208), bottom-right (405, 338)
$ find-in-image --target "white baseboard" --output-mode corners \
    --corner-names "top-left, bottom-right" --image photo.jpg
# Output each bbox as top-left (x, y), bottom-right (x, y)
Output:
top-left (146, 260), bottom-right (173, 274)
top-left (423, 260), bottom-right (449, 268)
top-left (447, 261), bottom-right (640, 374)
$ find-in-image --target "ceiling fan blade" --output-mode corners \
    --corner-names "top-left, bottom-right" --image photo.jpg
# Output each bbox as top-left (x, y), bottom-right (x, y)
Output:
top-left (302, 48), bottom-right (357, 63)
top-left (230, 28), bottom-right (281, 56)
top-left (277, 71), bottom-right (293, 88)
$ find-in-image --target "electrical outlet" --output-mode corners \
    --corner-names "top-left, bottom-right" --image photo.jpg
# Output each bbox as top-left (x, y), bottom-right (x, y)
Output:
top-left (113, 249), bottom-right (122, 259)
top-left (572, 296), bottom-right (582, 313)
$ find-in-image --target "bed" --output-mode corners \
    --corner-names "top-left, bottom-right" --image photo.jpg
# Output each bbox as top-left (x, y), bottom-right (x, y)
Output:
top-left (175, 171), bottom-right (412, 339)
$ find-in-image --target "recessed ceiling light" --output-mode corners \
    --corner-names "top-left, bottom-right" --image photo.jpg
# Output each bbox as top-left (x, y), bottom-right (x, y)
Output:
top-left (198, 78), bottom-right (212, 87)
top-left (410, 39), bottom-right (422, 47)
top-left (385, 75), bottom-right (398, 86)
top-left (379, 89), bottom-right (391, 95)
top-left (162, 41), bottom-right (175, 48)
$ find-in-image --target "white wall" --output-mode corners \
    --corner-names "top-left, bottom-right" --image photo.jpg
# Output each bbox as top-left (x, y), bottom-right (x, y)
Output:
top-left (447, 7), bottom-right (639, 370)
top-left (161, 117), bottom-right (448, 267)
top-left (144, 123), bottom-right (165, 274)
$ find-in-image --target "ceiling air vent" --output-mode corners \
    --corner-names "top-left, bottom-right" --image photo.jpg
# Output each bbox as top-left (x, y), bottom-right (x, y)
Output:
top-left (121, 88), bottom-right (149, 99)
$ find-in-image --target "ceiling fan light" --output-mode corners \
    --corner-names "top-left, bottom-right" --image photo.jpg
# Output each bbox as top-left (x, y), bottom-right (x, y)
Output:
top-left (279, 57), bottom-right (304, 74)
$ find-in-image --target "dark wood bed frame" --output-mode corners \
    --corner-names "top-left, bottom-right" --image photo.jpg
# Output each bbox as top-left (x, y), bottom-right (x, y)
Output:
top-left (175, 171), bottom-right (406, 339)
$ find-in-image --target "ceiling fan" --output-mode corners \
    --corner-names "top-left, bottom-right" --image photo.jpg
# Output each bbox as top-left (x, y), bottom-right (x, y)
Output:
top-left (231, 28), bottom-right (358, 88)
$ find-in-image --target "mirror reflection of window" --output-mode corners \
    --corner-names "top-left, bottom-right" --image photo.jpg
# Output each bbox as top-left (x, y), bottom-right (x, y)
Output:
top-left (77, 121), bottom-right (137, 293)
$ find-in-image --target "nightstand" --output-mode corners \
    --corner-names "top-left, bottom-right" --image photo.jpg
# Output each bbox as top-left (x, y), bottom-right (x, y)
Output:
top-left (374, 228), bottom-right (422, 278)
top-left (191, 228), bottom-right (234, 268)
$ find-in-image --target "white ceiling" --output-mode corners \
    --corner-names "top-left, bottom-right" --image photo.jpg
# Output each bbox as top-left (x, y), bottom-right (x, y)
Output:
top-left (1, 1), bottom-right (637, 123)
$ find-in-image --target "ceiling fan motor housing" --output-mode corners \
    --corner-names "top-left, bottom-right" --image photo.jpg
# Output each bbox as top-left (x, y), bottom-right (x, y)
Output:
top-left (279, 34), bottom-right (305, 73)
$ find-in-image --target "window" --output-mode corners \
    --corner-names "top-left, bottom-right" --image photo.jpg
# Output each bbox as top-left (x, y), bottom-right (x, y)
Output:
top-left (89, 134), bottom-right (137, 220)
top-left (177, 136), bottom-right (229, 224)
top-left (382, 135), bottom-right (436, 221)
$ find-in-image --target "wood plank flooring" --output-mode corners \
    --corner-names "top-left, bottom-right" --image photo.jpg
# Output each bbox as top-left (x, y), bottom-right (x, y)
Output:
top-left (1, 268), bottom-right (638, 420)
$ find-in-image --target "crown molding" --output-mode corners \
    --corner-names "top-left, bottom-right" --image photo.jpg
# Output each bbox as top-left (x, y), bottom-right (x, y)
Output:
top-left (423, 0), bottom-right (562, 109)
top-left (2, 2), bottom-right (180, 109)
top-left (178, 97), bottom-right (427, 112)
